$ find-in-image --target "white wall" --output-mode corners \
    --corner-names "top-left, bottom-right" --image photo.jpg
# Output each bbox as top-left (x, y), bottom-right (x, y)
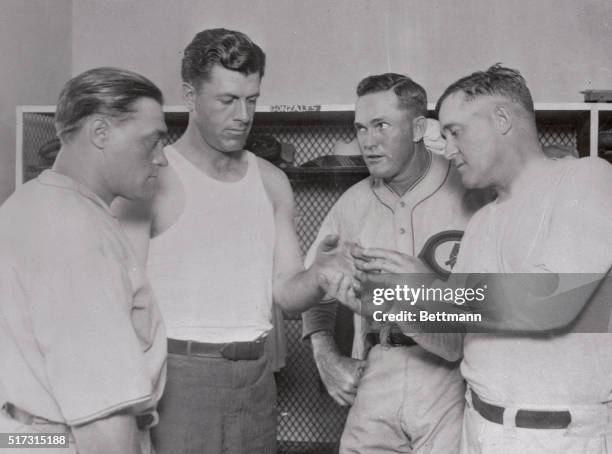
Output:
top-left (72, 0), bottom-right (612, 106)
top-left (2, 0), bottom-right (610, 202)
top-left (0, 0), bottom-right (72, 204)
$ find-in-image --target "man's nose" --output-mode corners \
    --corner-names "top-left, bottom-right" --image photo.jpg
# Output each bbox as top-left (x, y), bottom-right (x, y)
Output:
top-left (360, 130), bottom-right (377, 150)
top-left (234, 99), bottom-right (249, 123)
top-left (153, 145), bottom-right (168, 167)
top-left (443, 141), bottom-right (459, 160)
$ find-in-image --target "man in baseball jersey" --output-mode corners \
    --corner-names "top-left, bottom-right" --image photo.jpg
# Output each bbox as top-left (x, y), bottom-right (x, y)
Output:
top-left (114, 28), bottom-right (354, 454)
top-left (0, 67), bottom-right (168, 453)
top-left (358, 65), bottom-right (612, 453)
top-left (301, 73), bottom-right (481, 453)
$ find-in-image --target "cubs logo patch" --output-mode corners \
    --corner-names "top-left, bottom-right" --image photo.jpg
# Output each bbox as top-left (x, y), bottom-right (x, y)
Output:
top-left (418, 230), bottom-right (464, 280)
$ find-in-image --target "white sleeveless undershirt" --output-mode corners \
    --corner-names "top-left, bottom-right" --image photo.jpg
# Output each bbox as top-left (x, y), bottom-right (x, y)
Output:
top-left (147, 146), bottom-right (275, 343)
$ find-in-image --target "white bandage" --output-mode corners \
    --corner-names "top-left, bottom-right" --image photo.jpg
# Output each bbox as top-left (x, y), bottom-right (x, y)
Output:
top-left (423, 118), bottom-right (446, 156)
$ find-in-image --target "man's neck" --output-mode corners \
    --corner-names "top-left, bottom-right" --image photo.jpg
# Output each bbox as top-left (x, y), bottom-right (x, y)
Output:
top-left (384, 144), bottom-right (430, 197)
top-left (494, 141), bottom-right (549, 202)
top-left (52, 145), bottom-right (114, 206)
top-left (174, 123), bottom-right (247, 181)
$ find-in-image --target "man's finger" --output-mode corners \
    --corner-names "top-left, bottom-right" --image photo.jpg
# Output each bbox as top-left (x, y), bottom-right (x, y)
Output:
top-left (360, 247), bottom-right (396, 260)
top-left (356, 259), bottom-right (385, 272)
top-left (374, 262), bottom-right (403, 274)
top-left (350, 243), bottom-right (367, 259)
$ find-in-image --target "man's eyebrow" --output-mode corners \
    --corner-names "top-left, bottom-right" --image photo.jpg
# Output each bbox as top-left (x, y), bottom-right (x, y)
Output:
top-left (354, 116), bottom-right (385, 127)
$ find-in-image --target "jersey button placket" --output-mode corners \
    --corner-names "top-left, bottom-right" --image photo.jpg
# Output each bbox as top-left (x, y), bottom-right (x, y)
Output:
top-left (395, 200), bottom-right (412, 251)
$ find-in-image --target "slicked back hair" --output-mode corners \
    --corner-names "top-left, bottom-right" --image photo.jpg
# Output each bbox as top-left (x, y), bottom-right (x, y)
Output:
top-left (356, 73), bottom-right (428, 117)
top-left (55, 66), bottom-right (163, 143)
top-left (436, 64), bottom-right (535, 118)
top-left (181, 28), bottom-right (266, 89)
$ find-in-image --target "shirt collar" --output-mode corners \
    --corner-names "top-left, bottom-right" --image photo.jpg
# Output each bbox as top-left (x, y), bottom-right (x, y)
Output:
top-left (371, 150), bottom-right (451, 210)
top-left (37, 170), bottom-right (116, 218)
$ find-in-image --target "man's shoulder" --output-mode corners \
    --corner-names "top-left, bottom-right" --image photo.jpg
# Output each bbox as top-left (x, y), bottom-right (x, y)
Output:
top-left (540, 156), bottom-right (612, 198)
top-left (255, 153), bottom-right (288, 182)
top-left (254, 154), bottom-right (293, 207)
top-left (326, 176), bottom-right (374, 216)
top-left (1, 180), bottom-right (110, 264)
top-left (3, 178), bottom-right (94, 224)
top-left (566, 156), bottom-right (612, 178)
top-left (335, 177), bottom-right (373, 203)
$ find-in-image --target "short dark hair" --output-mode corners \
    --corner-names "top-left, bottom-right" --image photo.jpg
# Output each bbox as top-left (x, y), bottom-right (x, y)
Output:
top-left (55, 67), bottom-right (163, 142)
top-left (436, 63), bottom-right (535, 117)
top-left (181, 28), bottom-right (266, 88)
top-left (356, 73), bottom-right (427, 117)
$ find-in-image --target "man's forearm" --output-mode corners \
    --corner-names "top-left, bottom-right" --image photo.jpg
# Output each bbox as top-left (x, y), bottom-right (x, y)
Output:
top-left (364, 273), bottom-right (606, 332)
top-left (72, 413), bottom-right (140, 454)
top-left (274, 267), bottom-right (326, 314)
top-left (310, 330), bottom-right (339, 359)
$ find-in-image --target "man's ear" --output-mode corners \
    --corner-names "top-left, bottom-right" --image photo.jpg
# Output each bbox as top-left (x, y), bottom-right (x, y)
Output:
top-left (183, 82), bottom-right (196, 111)
top-left (88, 116), bottom-right (109, 149)
top-left (412, 115), bottom-right (427, 142)
top-left (493, 104), bottom-right (512, 135)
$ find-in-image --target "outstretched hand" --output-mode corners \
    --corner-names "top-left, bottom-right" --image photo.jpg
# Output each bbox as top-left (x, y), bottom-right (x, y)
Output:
top-left (311, 235), bottom-right (362, 313)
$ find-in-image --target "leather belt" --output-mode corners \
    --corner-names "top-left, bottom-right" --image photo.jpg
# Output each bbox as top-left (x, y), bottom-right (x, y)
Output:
top-left (167, 337), bottom-right (265, 361)
top-left (471, 390), bottom-right (572, 429)
top-left (366, 331), bottom-right (417, 347)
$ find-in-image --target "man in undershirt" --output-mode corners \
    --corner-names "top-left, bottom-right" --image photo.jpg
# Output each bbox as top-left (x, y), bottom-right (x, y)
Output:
top-left (114, 28), bottom-right (354, 454)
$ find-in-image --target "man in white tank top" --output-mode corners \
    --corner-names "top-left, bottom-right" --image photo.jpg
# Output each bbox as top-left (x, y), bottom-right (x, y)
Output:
top-left (114, 28), bottom-right (355, 454)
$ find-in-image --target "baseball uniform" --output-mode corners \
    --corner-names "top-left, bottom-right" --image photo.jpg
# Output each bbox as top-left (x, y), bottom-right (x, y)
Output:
top-left (0, 170), bottom-right (167, 453)
top-left (303, 151), bottom-right (477, 453)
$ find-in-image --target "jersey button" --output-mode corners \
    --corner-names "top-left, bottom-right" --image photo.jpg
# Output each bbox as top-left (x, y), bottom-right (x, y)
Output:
top-left (399, 201), bottom-right (406, 207)
top-left (399, 228), bottom-right (406, 234)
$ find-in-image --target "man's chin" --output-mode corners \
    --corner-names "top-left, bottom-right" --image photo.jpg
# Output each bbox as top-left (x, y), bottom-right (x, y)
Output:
top-left (461, 176), bottom-right (487, 190)
top-left (222, 140), bottom-right (247, 153)
top-left (365, 166), bottom-right (390, 179)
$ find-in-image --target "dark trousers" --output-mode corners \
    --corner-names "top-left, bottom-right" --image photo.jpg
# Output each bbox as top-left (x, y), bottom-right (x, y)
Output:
top-left (152, 352), bottom-right (277, 454)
